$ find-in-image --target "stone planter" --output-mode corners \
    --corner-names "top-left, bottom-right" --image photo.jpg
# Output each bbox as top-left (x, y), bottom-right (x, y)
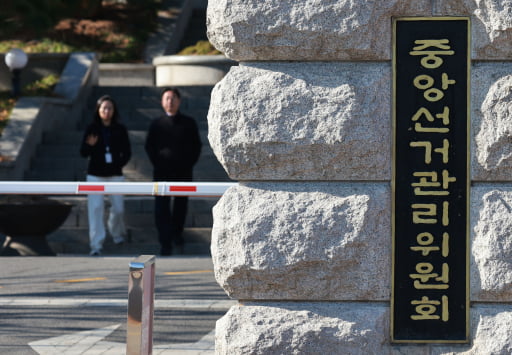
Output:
top-left (153, 54), bottom-right (237, 86)
top-left (0, 196), bottom-right (72, 256)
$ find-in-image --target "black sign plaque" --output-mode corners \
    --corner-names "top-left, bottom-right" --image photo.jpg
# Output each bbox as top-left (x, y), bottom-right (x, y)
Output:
top-left (392, 17), bottom-right (470, 343)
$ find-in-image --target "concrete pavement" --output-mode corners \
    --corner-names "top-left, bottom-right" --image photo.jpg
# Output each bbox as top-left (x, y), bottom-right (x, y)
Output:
top-left (0, 256), bottom-right (235, 354)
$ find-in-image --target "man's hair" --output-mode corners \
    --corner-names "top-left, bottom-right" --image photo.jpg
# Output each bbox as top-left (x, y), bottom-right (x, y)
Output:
top-left (161, 87), bottom-right (181, 99)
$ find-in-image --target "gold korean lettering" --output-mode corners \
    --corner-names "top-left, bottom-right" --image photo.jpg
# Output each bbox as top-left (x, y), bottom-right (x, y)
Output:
top-left (412, 170), bottom-right (456, 196)
top-left (410, 262), bottom-right (449, 289)
top-left (410, 139), bottom-right (449, 164)
top-left (410, 295), bottom-right (449, 321)
top-left (409, 39), bottom-right (454, 69)
top-left (412, 106), bottom-right (450, 133)
top-left (412, 201), bottom-right (449, 226)
top-left (413, 74), bottom-right (456, 102)
top-left (410, 232), bottom-right (450, 257)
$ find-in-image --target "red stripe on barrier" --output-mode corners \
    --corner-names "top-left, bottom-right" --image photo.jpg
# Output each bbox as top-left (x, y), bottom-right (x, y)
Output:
top-left (79, 185), bottom-right (105, 192)
top-left (169, 186), bottom-right (197, 192)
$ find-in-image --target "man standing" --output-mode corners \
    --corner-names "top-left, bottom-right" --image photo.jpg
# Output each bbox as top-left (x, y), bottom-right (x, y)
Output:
top-left (145, 87), bottom-right (202, 255)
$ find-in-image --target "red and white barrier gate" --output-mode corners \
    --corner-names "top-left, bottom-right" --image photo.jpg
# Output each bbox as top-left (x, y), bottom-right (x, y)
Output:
top-left (0, 181), bottom-right (237, 197)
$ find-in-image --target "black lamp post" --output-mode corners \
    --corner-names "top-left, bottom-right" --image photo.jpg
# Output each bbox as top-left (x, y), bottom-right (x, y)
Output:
top-left (4, 48), bottom-right (28, 97)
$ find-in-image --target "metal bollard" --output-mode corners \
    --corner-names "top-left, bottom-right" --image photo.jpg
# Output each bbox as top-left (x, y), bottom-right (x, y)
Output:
top-left (127, 255), bottom-right (156, 355)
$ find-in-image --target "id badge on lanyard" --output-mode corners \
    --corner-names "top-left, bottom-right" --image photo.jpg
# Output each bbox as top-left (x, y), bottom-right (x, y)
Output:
top-left (103, 127), bottom-right (113, 164)
top-left (105, 146), bottom-right (113, 164)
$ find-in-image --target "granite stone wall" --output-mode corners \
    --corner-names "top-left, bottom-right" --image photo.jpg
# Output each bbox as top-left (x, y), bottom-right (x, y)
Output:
top-left (207, 0), bottom-right (512, 353)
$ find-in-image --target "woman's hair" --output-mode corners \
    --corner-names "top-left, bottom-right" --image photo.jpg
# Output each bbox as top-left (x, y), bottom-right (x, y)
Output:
top-left (93, 95), bottom-right (120, 124)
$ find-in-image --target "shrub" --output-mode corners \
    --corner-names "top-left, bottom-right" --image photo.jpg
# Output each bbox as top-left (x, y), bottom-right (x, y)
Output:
top-left (178, 40), bottom-right (222, 55)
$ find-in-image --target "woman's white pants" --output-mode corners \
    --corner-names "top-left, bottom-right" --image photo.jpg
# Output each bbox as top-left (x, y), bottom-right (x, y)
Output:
top-left (86, 174), bottom-right (126, 253)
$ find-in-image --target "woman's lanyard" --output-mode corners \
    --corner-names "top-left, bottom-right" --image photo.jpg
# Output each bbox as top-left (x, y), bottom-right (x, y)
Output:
top-left (102, 126), bottom-right (113, 164)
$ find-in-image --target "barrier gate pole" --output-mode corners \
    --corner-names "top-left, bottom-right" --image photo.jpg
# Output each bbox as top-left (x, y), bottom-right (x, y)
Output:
top-left (127, 255), bottom-right (156, 355)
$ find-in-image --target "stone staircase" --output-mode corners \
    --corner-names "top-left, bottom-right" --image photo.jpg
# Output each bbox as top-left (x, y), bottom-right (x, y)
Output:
top-left (25, 85), bottom-right (231, 255)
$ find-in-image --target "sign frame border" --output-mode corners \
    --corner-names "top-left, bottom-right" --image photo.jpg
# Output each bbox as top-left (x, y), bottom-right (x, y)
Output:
top-left (391, 16), bottom-right (471, 344)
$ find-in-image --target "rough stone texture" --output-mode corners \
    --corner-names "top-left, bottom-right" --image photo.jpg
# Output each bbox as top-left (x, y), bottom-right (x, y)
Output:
top-left (206, 0), bottom-right (432, 61)
top-left (208, 0), bottom-right (512, 61)
top-left (208, 62), bottom-right (391, 181)
top-left (471, 186), bottom-right (512, 302)
top-left (207, 0), bottom-right (512, 352)
top-left (432, 305), bottom-right (512, 355)
top-left (216, 302), bottom-right (512, 355)
top-left (212, 182), bottom-right (512, 303)
top-left (215, 303), bottom-right (398, 355)
top-left (473, 62), bottom-right (512, 181)
top-left (209, 62), bottom-right (512, 182)
top-left (436, 0), bottom-right (512, 59)
top-left (211, 182), bottom-right (390, 301)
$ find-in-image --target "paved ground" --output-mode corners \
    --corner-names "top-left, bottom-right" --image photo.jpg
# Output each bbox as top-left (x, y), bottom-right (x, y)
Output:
top-left (0, 256), bottom-right (235, 354)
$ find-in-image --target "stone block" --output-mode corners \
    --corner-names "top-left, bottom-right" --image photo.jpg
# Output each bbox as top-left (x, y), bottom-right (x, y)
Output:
top-left (98, 63), bottom-right (154, 86)
top-left (208, 0), bottom-right (512, 61)
top-left (53, 52), bottom-right (98, 101)
top-left (472, 62), bottom-right (512, 181)
top-left (208, 62), bottom-right (391, 181)
top-left (215, 302), bottom-right (400, 355)
top-left (211, 182), bottom-right (390, 301)
top-left (471, 185), bottom-right (512, 302)
top-left (212, 182), bottom-right (512, 303)
top-left (216, 302), bottom-right (512, 354)
top-left (209, 62), bottom-right (512, 182)
top-left (432, 304), bottom-right (512, 355)
top-left (207, 0), bottom-right (432, 61)
top-left (436, 0), bottom-right (512, 59)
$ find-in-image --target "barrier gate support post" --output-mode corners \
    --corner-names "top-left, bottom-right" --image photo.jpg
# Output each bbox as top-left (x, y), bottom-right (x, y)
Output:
top-left (127, 255), bottom-right (156, 355)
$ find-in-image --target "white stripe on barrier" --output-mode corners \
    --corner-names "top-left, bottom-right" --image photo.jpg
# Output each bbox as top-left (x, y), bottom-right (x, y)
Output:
top-left (0, 181), bottom-right (237, 197)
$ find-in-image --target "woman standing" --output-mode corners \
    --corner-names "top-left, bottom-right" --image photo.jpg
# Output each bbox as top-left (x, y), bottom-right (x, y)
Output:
top-left (80, 95), bottom-right (131, 256)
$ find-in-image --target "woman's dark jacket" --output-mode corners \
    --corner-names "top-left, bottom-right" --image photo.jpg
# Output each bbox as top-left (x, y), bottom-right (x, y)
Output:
top-left (80, 122), bottom-right (131, 177)
top-left (144, 112), bottom-right (202, 180)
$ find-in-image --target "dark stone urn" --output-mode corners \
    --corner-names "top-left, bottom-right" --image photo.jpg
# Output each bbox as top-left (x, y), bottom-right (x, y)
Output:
top-left (0, 196), bottom-right (72, 256)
